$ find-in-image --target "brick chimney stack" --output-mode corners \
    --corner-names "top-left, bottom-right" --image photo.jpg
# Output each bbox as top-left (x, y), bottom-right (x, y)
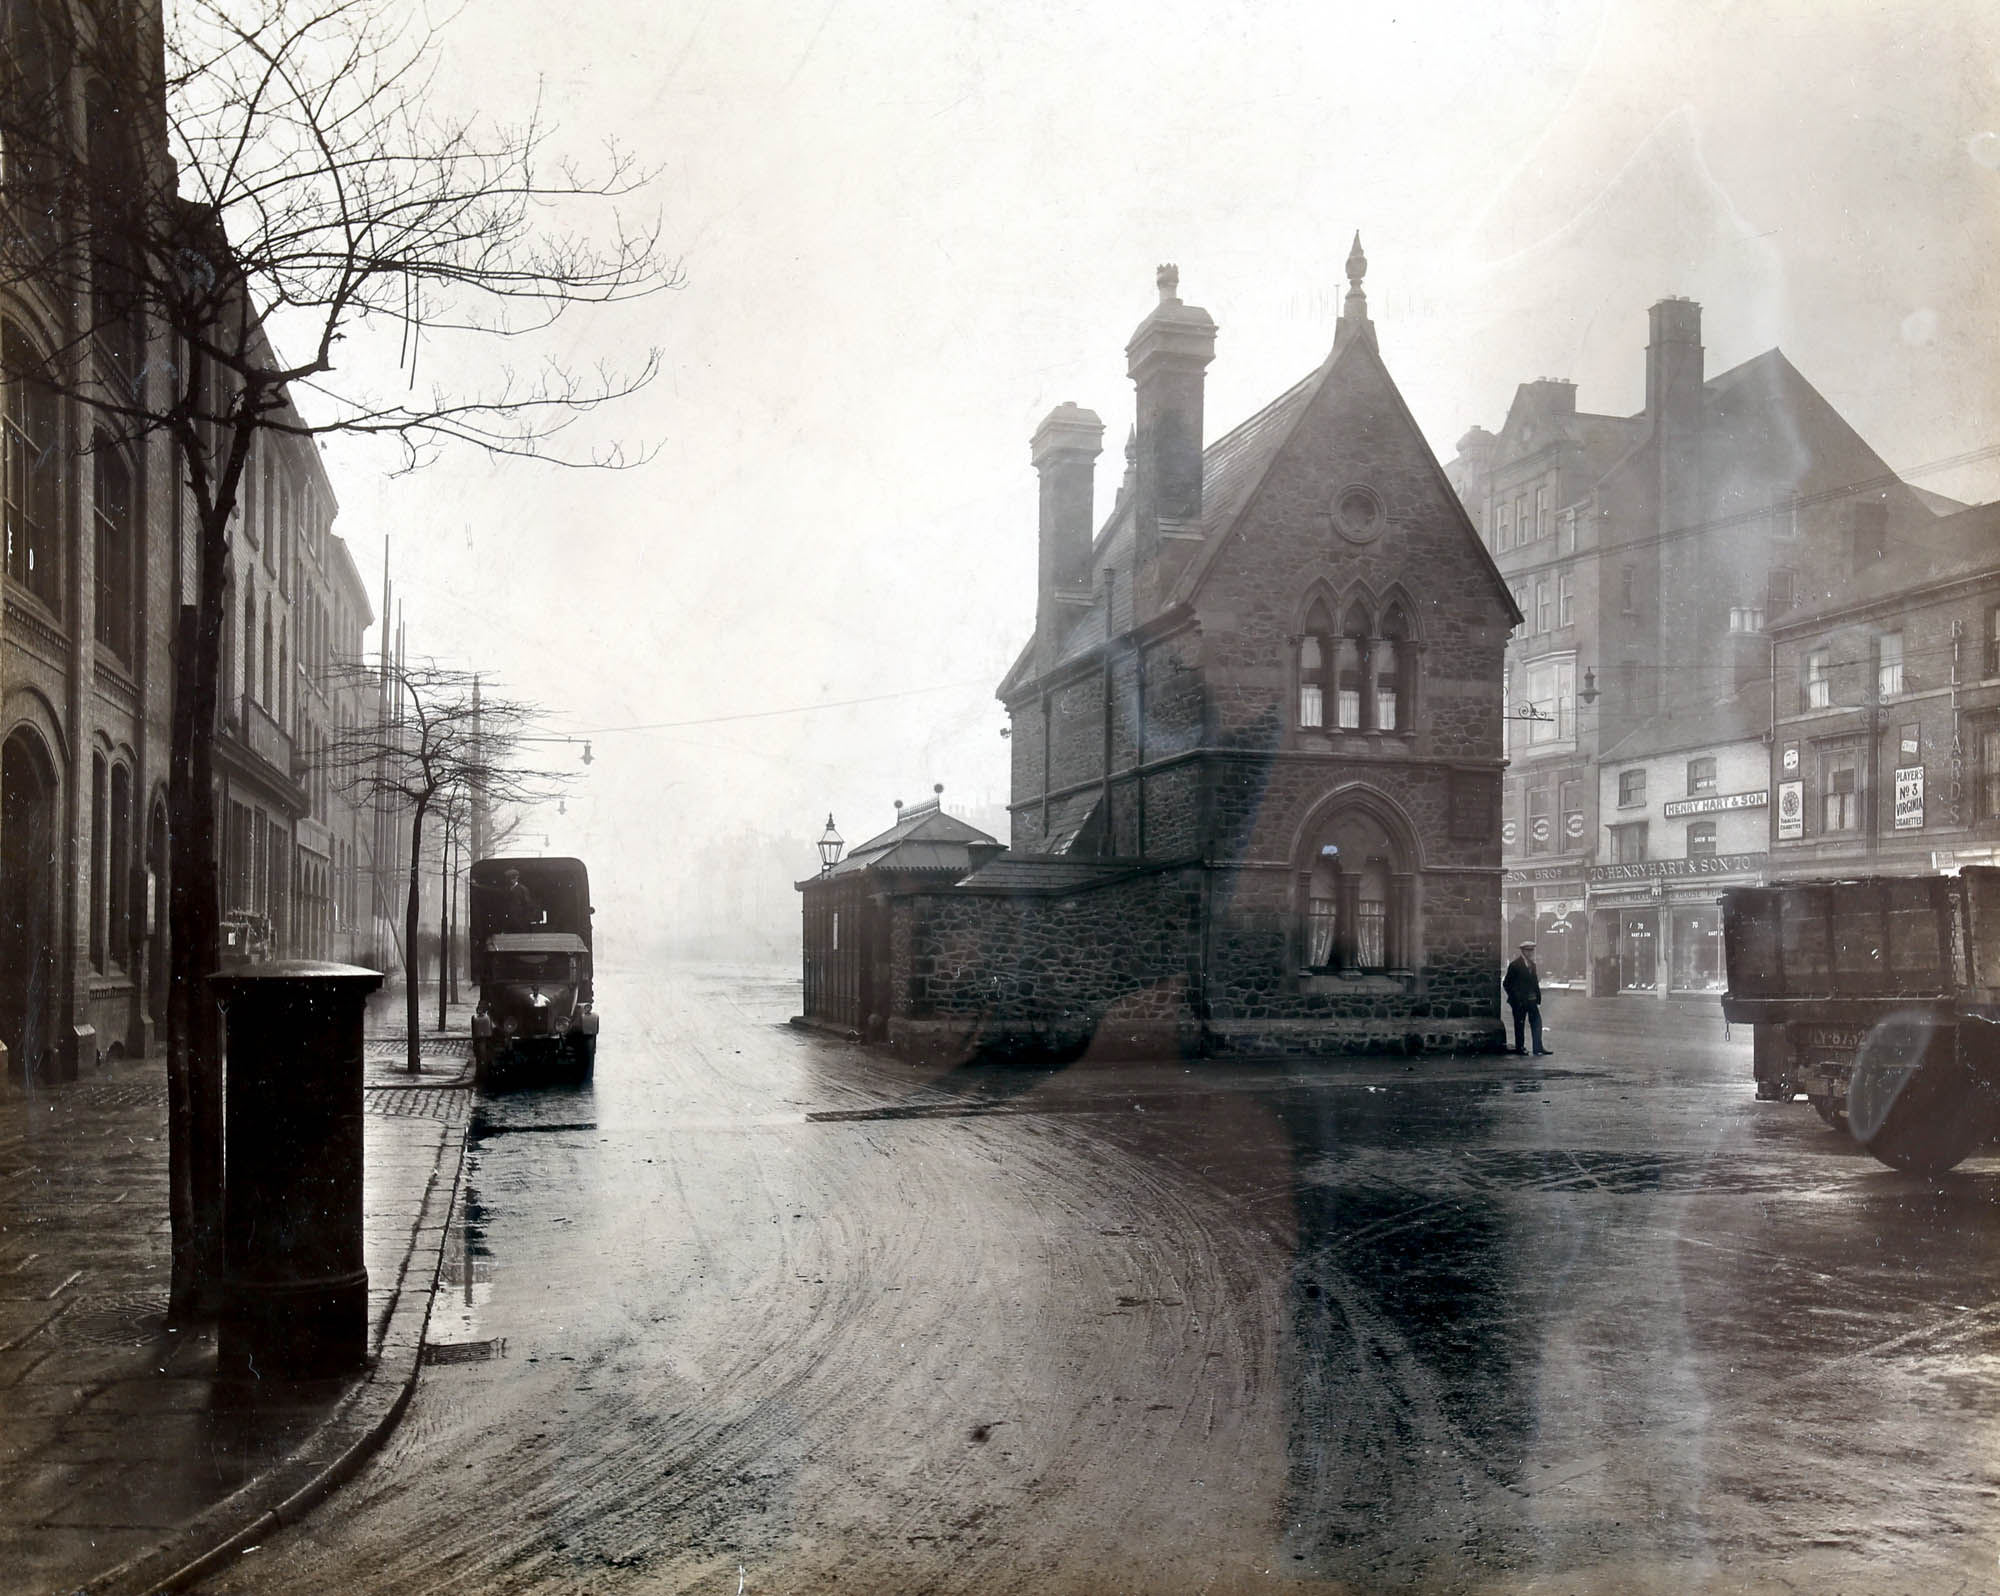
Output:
top-left (1126, 264), bottom-right (1216, 613)
top-left (1031, 401), bottom-right (1104, 664)
top-left (1645, 297), bottom-right (1704, 430)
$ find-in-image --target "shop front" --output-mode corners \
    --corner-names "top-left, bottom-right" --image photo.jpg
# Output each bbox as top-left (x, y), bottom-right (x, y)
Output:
top-left (1503, 863), bottom-right (1590, 988)
top-left (1586, 852), bottom-right (1768, 999)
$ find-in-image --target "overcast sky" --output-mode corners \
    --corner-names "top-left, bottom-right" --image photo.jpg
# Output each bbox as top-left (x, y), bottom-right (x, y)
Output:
top-left (290, 0), bottom-right (2000, 947)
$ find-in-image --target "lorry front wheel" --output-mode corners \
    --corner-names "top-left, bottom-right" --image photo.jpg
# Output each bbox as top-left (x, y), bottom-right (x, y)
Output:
top-left (568, 1033), bottom-right (595, 1083)
top-left (1808, 1094), bottom-right (1850, 1136)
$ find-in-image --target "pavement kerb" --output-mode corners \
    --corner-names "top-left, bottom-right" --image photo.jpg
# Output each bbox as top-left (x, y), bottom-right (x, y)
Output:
top-left (74, 1112), bottom-right (472, 1596)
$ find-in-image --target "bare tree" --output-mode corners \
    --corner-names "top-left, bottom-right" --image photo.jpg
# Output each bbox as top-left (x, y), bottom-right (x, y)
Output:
top-left (322, 660), bottom-right (565, 1075)
top-left (0, 0), bottom-right (673, 1311)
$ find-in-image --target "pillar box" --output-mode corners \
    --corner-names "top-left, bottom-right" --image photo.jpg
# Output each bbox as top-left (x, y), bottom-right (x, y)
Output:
top-left (210, 960), bottom-right (382, 1379)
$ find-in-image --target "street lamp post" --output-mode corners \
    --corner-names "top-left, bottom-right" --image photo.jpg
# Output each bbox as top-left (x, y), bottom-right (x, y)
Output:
top-left (817, 815), bottom-right (844, 877)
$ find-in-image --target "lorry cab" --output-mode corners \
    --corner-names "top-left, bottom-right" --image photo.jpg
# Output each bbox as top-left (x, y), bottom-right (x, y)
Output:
top-left (468, 855), bottom-right (596, 1086)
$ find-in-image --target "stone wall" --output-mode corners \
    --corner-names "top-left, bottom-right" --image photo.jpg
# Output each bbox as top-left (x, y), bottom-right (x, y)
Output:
top-left (887, 865), bottom-right (1203, 1057)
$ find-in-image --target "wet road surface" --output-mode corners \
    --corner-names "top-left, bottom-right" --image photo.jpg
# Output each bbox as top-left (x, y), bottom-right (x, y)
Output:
top-left (201, 968), bottom-right (2000, 1594)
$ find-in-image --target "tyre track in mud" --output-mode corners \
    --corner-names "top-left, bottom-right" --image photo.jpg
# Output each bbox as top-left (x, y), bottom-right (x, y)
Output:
top-left (199, 967), bottom-right (1300, 1596)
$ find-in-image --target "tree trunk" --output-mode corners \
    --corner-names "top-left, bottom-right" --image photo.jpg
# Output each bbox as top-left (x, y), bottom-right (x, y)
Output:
top-left (436, 818), bottom-right (448, 1032)
top-left (405, 796), bottom-right (427, 1073)
top-left (166, 503), bottom-right (231, 1319)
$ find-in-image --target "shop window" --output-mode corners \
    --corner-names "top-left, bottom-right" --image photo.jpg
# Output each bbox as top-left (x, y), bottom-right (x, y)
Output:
top-left (1610, 821), bottom-right (1647, 864)
top-left (1686, 756), bottom-right (1716, 796)
top-left (1805, 648), bottom-right (1831, 710)
top-left (1618, 768), bottom-right (1646, 807)
top-left (1687, 820), bottom-right (1718, 856)
top-left (1671, 905), bottom-right (1725, 992)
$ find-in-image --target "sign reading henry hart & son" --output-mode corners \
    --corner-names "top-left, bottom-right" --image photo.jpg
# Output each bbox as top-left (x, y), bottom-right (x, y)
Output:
top-left (1587, 852), bottom-right (1769, 885)
top-left (1662, 789), bottom-right (1769, 819)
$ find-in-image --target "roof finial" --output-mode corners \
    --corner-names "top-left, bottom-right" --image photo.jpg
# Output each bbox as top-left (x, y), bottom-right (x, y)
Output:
top-left (1335, 231), bottom-right (1375, 350)
top-left (1156, 263), bottom-right (1180, 304)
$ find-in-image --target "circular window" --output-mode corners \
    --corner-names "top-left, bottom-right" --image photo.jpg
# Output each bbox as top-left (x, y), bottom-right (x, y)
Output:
top-left (1333, 485), bottom-right (1385, 543)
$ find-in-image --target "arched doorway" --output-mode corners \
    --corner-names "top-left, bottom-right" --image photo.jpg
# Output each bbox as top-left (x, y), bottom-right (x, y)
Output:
top-left (1, 729), bottom-right (60, 1076)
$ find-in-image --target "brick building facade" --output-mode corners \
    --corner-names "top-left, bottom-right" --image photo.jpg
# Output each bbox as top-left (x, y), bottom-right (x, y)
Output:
top-left (808, 244), bottom-right (1519, 1058)
top-left (1768, 501), bottom-right (2000, 880)
top-left (1446, 297), bottom-right (1955, 990)
top-left (1, 0), bottom-right (385, 1077)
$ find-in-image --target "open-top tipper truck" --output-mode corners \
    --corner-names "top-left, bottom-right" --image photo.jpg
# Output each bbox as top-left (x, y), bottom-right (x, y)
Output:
top-left (1720, 869), bottom-right (2000, 1173)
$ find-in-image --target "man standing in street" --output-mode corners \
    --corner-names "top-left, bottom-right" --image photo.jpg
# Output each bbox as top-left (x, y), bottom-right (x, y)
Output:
top-left (1503, 940), bottom-right (1551, 1056)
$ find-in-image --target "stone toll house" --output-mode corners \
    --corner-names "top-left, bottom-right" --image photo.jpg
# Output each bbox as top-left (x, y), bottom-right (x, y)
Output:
top-left (801, 242), bottom-right (1521, 1057)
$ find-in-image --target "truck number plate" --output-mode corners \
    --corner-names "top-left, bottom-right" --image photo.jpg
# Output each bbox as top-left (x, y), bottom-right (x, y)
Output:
top-left (1799, 1026), bottom-right (1868, 1052)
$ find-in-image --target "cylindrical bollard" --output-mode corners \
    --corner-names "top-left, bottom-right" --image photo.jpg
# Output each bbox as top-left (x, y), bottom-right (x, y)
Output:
top-left (210, 960), bottom-right (383, 1380)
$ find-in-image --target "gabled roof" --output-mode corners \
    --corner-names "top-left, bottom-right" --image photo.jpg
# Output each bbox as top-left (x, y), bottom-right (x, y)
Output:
top-left (995, 375), bottom-right (1319, 698)
top-left (999, 323), bottom-right (1520, 699)
top-left (820, 796), bottom-right (1000, 880)
top-left (1168, 327), bottom-right (1520, 618)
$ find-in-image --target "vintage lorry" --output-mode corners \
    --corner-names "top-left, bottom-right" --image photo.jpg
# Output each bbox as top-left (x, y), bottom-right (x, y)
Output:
top-left (467, 855), bottom-right (597, 1087)
top-left (1719, 870), bottom-right (2000, 1173)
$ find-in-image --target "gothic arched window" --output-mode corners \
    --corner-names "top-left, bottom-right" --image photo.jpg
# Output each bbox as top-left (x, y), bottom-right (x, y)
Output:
top-left (1298, 600), bottom-right (1332, 728)
top-left (1336, 601), bottom-right (1371, 729)
top-left (1301, 807), bottom-right (1415, 974)
top-left (1378, 601), bottom-right (1413, 732)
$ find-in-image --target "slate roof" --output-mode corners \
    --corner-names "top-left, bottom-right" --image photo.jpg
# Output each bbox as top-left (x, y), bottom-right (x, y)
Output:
top-left (957, 854), bottom-right (1131, 893)
top-left (1773, 499), bottom-right (2000, 630)
top-left (998, 320), bottom-right (1516, 700)
top-left (1597, 679), bottom-right (1772, 763)
top-left (820, 797), bottom-right (1001, 880)
top-left (1035, 791), bottom-right (1101, 855)
top-left (999, 373), bottom-right (1320, 692)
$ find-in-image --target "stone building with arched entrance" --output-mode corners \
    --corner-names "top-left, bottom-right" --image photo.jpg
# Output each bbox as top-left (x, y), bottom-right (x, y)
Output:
top-left (832, 245), bottom-right (1519, 1058)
